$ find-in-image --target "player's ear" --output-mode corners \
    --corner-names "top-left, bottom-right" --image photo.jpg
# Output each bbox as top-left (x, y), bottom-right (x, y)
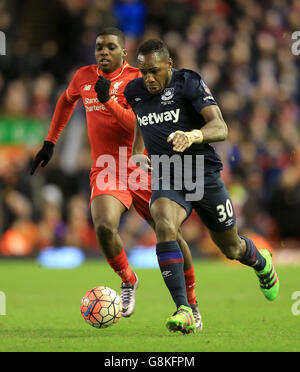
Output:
top-left (168, 58), bottom-right (173, 71)
top-left (122, 48), bottom-right (128, 58)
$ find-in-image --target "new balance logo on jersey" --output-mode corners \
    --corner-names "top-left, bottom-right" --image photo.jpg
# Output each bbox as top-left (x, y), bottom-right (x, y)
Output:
top-left (162, 270), bottom-right (172, 278)
top-left (137, 109), bottom-right (180, 126)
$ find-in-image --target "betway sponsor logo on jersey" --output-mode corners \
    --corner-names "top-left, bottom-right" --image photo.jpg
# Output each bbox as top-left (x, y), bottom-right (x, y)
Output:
top-left (137, 109), bottom-right (180, 126)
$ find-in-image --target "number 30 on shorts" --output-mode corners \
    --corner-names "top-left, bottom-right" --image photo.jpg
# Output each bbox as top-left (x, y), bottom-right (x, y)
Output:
top-left (216, 199), bottom-right (234, 222)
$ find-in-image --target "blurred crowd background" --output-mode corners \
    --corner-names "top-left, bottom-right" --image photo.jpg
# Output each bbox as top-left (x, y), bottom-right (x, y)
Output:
top-left (0, 0), bottom-right (299, 263)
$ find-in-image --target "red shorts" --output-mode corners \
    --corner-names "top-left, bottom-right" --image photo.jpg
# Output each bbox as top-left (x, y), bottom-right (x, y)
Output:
top-left (89, 167), bottom-right (152, 221)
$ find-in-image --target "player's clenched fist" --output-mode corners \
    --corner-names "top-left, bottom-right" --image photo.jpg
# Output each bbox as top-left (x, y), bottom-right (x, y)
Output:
top-left (168, 130), bottom-right (193, 152)
top-left (167, 130), bottom-right (203, 153)
top-left (94, 75), bottom-right (111, 103)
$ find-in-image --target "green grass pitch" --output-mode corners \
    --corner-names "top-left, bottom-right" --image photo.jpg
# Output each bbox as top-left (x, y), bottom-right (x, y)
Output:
top-left (0, 258), bottom-right (299, 352)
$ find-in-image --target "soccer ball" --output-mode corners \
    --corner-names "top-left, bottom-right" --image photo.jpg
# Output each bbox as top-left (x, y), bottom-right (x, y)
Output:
top-left (80, 286), bottom-right (122, 328)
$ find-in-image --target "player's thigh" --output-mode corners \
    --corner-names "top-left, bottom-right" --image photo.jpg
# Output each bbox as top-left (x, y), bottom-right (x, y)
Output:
top-left (193, 183), bottom-right (243, 258)
top-left (150, 189), bottom-right (192, 226)
top-left (91, 194), bottom-right (128, 230)
top-left (150, 197), bottom-right (188, 230)
top-left (193, 181), bottom-right (236, 234)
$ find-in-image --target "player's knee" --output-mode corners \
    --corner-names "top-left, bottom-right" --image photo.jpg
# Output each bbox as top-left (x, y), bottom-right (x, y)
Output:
top-left (94, 219), bottom-right (118, 242)
top-left (155, 217), bottom-right (177, 242)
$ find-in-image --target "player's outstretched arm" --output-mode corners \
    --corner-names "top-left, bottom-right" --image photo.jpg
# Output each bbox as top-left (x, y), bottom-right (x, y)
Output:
top-left (168, 105), bottom-right (228, 153)
top-left (30, 91), bottom-right (78, 175)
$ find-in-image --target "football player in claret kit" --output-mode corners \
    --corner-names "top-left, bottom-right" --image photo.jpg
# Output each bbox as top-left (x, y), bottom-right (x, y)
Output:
top-left (125, 39), bottom-right (279, 334)
top-left (30, 28), bottom-right (202, 328)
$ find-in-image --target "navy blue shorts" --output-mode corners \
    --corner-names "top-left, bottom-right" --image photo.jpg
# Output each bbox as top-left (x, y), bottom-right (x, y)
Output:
top-left (149, 172), bottom-right (236, 232)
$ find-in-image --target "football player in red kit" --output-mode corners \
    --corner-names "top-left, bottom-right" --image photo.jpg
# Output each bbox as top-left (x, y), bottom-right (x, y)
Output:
top-left (30, 27), bottom-right (201, 328)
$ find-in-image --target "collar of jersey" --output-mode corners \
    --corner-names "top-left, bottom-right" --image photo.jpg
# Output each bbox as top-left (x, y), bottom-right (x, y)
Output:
top-left (97, 61), bottom-right (128, 81)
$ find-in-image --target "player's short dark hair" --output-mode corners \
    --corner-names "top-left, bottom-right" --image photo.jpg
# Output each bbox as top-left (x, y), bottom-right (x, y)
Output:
top-left (137, 39), bottom-right (170, 60)
top-left (96, 27), bottom-right (126, 47)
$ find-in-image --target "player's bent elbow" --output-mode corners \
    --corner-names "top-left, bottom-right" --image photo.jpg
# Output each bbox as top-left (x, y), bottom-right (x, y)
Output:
top-left (222, 121), bottom-right (228, 140)
top-left (217, 119), bottom-right (228, 141)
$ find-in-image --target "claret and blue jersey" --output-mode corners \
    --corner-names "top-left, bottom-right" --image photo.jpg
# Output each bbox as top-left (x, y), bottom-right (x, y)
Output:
top-left (125, 68), bottom-right (237, 232)
top-left (124, 68), bottom-right (224, 179)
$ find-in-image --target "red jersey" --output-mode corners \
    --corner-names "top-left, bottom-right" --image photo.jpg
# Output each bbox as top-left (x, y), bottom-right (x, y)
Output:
top-left (47, 61), bottom-right (141, 170)
top-left (46, 61), bottom-right (152, 219)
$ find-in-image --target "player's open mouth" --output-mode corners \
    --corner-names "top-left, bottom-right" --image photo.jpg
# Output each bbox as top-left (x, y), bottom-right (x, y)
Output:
top-left (147, 85), bottom-right (160, 93)
top-left (99, 59), bottom-right (110, 66)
